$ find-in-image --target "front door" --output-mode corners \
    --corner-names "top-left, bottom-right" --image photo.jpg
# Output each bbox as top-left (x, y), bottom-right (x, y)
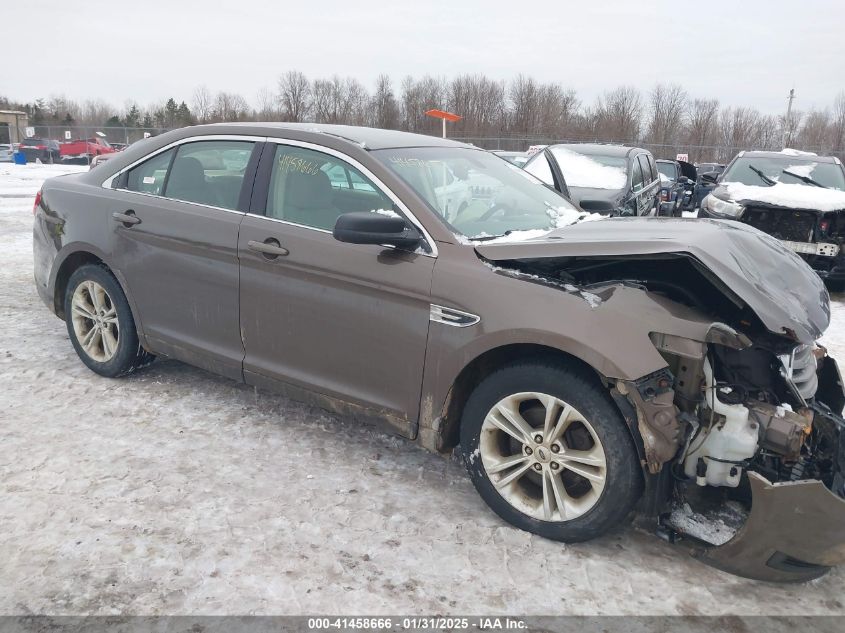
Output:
top-left (109, 137), bottom-right (260, 379)
top-left (238, 141), bottom-right (435, 435)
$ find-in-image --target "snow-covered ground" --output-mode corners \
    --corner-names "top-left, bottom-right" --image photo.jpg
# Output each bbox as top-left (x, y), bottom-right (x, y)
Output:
top-left (1, 163), bottom-right (844, 616)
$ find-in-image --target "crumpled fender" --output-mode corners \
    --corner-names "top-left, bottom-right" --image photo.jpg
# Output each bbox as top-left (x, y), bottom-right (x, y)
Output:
top-left (694, 472), bottom-right (845, 582)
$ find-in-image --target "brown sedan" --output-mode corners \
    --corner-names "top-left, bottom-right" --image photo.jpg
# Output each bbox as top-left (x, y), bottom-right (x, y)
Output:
top-left (33, 123), bottom-right (845, 581)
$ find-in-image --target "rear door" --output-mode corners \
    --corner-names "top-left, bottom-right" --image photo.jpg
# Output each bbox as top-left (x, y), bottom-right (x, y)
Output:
top-left (109, 135), bottom-right (263, 379)
top-left (238, 140), bottom-right (436, 435)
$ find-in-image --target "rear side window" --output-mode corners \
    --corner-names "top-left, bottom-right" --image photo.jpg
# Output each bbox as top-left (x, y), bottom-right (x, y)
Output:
top-left (646, 154), bottom-right (658, 181)
top-left (266, 145), bottom-right (395, 231)
top-left (631, 157), bottom-right (645, 191)
top-left (125, 148), bottom-right (175, 196)
top-left (164, 140), bottom-right (255, 210)
top-left (638, 155), bottom-right (653, 185)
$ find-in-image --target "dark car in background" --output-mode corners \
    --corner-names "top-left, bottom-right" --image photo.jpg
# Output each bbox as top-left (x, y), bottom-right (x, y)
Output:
top-left (656, 159), bottom-right (696, 216)
top-left (20, 138), bottom-right (62, 164)
top-left (699, 150), bottom-right (845, 285)
top-left (524, 143), bottom-right (660, 215)
top-left (690, 162), bottom-right (726, 209)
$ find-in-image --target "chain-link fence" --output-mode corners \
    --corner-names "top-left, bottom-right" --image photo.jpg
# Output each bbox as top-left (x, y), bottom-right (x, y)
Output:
top-left (25, 125), bottom-right (169, 146)
top-left (18, 125), bottom-right (845, 165)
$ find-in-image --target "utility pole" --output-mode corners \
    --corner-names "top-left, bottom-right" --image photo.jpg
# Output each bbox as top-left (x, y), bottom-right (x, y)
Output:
top-left (783, 88), bottom-right (796, 149)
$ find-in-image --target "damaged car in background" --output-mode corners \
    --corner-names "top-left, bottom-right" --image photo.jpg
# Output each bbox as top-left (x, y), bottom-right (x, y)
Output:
top-left (33, 123), bottom-right (845, 583)
top-left (699, 149), bottom-right (845, 287)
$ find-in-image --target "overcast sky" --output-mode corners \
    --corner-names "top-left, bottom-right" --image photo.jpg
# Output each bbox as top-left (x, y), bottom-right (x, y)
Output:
top-left (5, 0), bottom-right (844, 116)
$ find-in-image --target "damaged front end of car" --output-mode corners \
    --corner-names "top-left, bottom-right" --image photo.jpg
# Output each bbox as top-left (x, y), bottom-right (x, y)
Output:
top-left (475, 218), bottom-right (845, 582)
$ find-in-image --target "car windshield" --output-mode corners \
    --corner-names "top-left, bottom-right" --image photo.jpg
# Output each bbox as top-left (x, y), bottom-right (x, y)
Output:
top-left (373, 146), bottom-right (581, 240)
top-left (547, 147), bottom-right (628, 189)
top-left (657, 162), bottom-right (676, 179)
top-left (723, 156), bottom-right (845, 190)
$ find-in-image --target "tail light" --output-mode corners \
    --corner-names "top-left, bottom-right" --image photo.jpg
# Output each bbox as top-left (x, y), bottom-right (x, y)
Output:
top-left (820, 219), bottom-right (830, 233)
top-left (660, 190), bottom-right (669, 201)
top-left (34, 145), bottom-right (47, 150)
top-left (33, 190), bottom-right (42, 215)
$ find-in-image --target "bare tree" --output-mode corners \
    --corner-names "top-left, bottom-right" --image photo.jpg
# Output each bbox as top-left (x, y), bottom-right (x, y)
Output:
top-left (646, 83), bottom-right (688, 154)
top-left (400, 75), bottom-right (446, 134)
top-left (685, 98), bottom-right (719, 161)
top-left (255, 87), bottom-right (278, 121)
top-left (192, 85), bottom-right (212, 123)
top-left (593, 86), bottom-right (642, 142)
top-left (211, 91), bottom-right (249, 122)
top-left (508, 75), bottom-right (539, 137)
top-left (371, 74), bottom-right (399, 129)
top-left (718, 107), bottom-right (763, 162)
top-left (277, 70), bottom-right (311, 122)
top-left (798, 109), bottom-right (832, 154)
top-left (312, 76), bottom-right (368, 125)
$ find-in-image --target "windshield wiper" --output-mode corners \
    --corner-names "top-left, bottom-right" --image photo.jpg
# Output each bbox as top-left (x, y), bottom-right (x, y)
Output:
top-left (468, 232), bottom-right (509, 242)
top-left (747, 164), bottom-right (777, 186)
top-left (781, 169), bottom-right (827, 188)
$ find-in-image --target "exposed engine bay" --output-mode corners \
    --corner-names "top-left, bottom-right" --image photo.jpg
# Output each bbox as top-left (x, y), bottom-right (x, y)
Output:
top-left (480, 248), bottom-right (845, 581)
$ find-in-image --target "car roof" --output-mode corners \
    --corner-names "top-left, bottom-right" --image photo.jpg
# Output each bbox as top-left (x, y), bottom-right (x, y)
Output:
top-left (211, 122), bottom-right (473, 150)
top-left (655, 159), bottom-right (677, 164)
top-left (739, 150), bottom-right (838, 163)
top-left (552, 143), bottom-right (646, 158)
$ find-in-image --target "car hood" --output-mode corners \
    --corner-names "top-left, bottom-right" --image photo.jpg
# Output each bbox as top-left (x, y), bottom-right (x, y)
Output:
top-left (475, 217), bottom-right (830, 343)
top-left (714, 182), bottom-right (845, 214)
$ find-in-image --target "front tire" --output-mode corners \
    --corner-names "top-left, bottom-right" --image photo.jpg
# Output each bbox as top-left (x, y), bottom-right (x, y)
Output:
top-left (460, 361), bottom-right (642, 542)
top-left (64, 264), bottom-right (153, 377)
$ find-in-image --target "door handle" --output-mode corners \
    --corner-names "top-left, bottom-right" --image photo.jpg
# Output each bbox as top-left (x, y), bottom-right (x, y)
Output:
top-left (112, 211), bottom-right (141, 226)
top-left (248, 239), bottom-right (289, 258)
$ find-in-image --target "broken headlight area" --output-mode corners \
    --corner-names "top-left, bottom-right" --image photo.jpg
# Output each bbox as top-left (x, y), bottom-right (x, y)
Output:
top-left (637, 334), bottom-right (845, 581)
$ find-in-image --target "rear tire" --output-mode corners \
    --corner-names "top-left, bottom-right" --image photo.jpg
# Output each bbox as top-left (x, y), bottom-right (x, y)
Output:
top-left (460, 361), bottom-right (643, 542)
top-left (64, 264), bottom-right (154, 377)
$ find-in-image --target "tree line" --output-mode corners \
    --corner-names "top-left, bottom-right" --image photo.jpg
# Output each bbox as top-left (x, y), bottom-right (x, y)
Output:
top-left (3, 71), bottom-right (845, 163)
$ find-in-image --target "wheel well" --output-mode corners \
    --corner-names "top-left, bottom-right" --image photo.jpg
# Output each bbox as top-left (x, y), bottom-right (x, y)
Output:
top-left (53, 251), bottom-right (107, 318)
top-left (437, 343), bottom-right (605, 452)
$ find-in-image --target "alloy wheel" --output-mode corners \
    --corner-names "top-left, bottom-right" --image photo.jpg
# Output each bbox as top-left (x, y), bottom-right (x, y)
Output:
top-left (70, 280), bottom-right (120, 363)
top-left (479, 392), bottom-right (607, 522)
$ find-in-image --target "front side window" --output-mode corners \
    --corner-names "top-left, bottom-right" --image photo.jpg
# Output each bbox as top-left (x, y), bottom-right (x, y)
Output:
top-left (164, 140), bottom-right (255, 210)
top-left (125, 148), bottom-right (175, 196)
top-left (266, 145), bottom-right (395, 230)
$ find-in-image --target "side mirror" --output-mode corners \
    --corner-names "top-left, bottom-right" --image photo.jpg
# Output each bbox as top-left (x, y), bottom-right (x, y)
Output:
top-left (700, 172), bottom-right (719, 184)
top-left (333, 212), bottom-right (422, 249)
top-left (578, 199), bottom-right (616, 214)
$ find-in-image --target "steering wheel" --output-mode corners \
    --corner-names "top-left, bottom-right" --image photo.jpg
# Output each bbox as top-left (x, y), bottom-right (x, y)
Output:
top-left (479, 202), bottom-right (518, 222)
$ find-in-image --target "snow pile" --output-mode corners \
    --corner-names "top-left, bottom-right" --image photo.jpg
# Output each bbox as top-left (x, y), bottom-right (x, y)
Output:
top-left (666, 502), bottom-right (746, 546)
top-left (659, 172), bottom-right (671, 183)
top-left (549, 147), bottom-right (627, 190)
top-left (779, 148), bottom-right (817, 157)
top-left (783, 163), bottom-right (817, 178)
top-left (723, 181), bottom-right (845, 212)
top-left (460, 205), bottom-right (605, 244)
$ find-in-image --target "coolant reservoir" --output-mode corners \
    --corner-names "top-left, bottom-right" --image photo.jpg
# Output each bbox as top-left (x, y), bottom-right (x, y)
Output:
top-left (683, 360), bottom-right (759, 487)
